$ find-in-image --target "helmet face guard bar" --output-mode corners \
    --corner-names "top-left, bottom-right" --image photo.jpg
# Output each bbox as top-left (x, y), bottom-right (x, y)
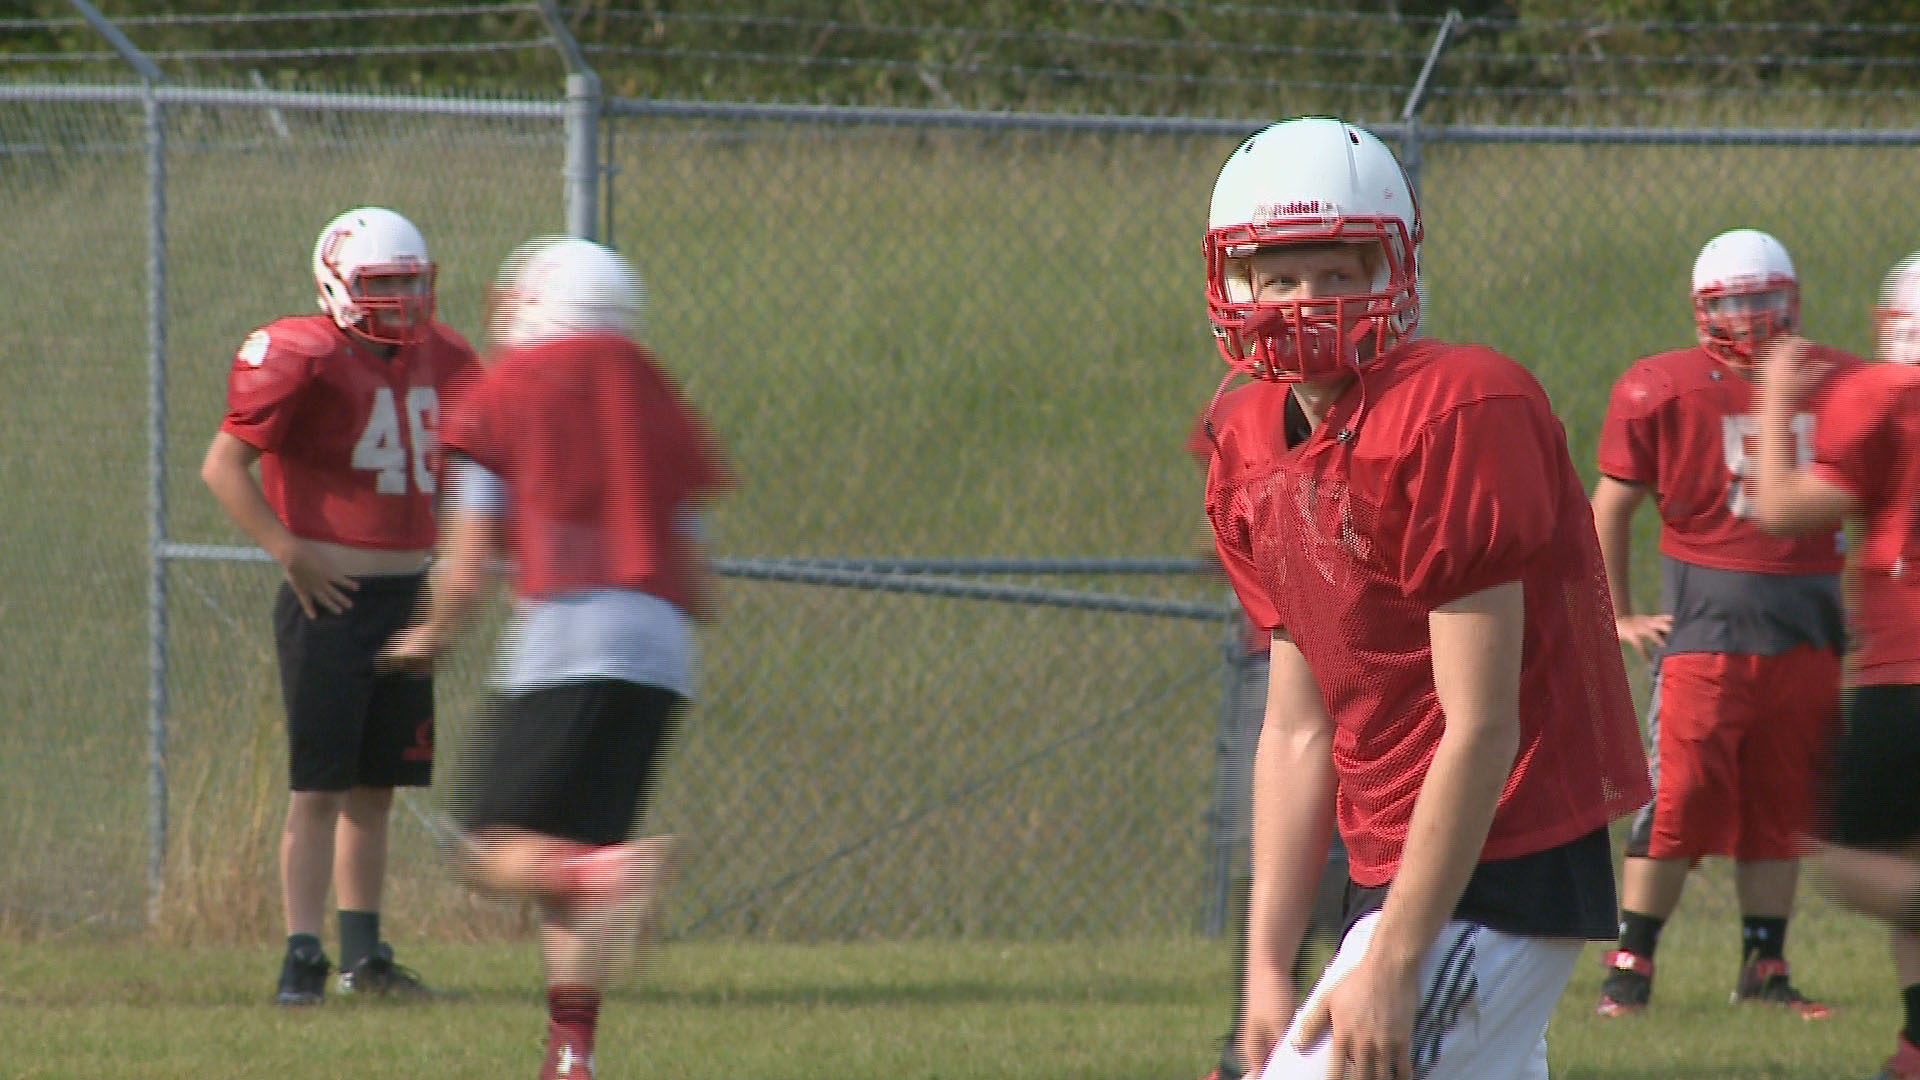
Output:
top-left (334, 262), bottom-right (437, 345)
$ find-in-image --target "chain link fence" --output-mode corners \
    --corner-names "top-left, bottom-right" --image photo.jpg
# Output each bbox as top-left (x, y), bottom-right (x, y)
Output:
top-left (7, 67), bottom-right (1920, 941)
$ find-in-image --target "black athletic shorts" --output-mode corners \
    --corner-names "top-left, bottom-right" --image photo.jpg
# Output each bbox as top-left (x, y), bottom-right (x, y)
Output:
top-left (274, 573), bottom-right (434, 792)
top-left (1819, 683), bottom-right (1920, 849)
top-left (452, 679), bottom-right (685, 847)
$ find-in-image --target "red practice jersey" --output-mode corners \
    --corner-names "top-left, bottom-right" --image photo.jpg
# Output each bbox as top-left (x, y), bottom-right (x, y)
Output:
top-left (1812, 361), bottom-right (1920, 686)
top-left (438, 332), bottom-right (731, 616)
top-left (1597, 344), bottom-right (1860, 573)
top-left (220, 315), bottom-right (477, 549)
top-left (1205, 339), bottom-right (1650, 886)
top-left (1190, 397), bottom-right (1275, 653)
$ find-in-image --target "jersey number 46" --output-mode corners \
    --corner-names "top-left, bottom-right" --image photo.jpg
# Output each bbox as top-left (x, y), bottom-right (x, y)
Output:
top-left (352, 386), bottom-right (439, 495)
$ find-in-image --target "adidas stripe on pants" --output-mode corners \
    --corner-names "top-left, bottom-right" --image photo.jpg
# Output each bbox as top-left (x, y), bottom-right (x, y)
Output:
top-left (1258, 910), bottom-right (1582, 1080)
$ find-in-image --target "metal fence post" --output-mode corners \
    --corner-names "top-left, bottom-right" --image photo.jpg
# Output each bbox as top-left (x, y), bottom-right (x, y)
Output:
top-left (563, 72), bottom-right (602, 241)
top-left (1398, 9), bottom-right (1462, 202)
top-left (1205, 616), bottom-right (1240, 938)
top-left (67, 0), bottom-right (171, 927)
top-left (539, 0), bottom-right (601, 241)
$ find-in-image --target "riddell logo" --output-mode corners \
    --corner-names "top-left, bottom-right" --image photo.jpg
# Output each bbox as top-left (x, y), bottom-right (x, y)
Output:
top-left (1254, 200), bottom-right (1336, 221)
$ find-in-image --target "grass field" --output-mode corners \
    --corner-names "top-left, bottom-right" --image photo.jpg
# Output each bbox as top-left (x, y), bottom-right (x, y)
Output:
top-left (6, 100), bottom-right (1920, 1074)
top-left (0, 892), bottom-right (1909, 1080)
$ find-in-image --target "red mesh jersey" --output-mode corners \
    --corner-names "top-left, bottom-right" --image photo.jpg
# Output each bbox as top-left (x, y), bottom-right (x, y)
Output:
top-left (438, 332), bottom-right (731, 616)
top-left (1192, 390), bottom-right (1275, 652)
top-left (220, 314), bottom-right (477, 549)
top-left (1597, 344), bottom-right (1860, 573)
top-left (1205, 339), bottom-right (1650, 886)
top-left (1812, 361), bottom-right (1920, 685)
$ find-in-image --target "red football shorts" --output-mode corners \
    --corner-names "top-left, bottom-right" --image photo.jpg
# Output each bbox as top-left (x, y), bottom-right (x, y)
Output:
top-left (1641, 645), bottom-right (1841, 862)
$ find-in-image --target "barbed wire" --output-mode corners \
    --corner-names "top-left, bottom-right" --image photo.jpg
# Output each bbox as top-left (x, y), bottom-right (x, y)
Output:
top-left (598, 10), bottom-right (1414, 64)
top-left (0, 4), bottom-right (533, 32)
top-left (0, 41), bottom-right (550, 67)
top-left (7, 2), bottom-right (1920, 110)
top-left (1057, 0), bottom-right (1920, 34)
top-left (581, 44), bottom-right (1407, 97)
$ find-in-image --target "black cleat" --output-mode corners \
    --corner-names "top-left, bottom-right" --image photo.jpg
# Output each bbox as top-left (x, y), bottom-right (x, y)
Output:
top-left (275, 944), bottom-right (332, 1006)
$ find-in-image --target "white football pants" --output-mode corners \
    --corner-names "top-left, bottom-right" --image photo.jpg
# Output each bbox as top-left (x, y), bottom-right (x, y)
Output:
top-left (1258, 909), bottom-right (1582, 1080)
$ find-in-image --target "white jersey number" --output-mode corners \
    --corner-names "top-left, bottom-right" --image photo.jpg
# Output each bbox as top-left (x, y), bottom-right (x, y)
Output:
top-left (352, 386), bottom-right (440, 495)
top-left (1722, 412), bottom-right (1815, 519)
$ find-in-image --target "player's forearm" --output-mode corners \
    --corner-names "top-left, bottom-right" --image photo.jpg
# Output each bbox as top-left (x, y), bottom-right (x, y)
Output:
top-left (1372, 583), bottom-right (1524, 971)
top-left (415, 511), bottom-right (502, 635)
top-left (1247, 640), bottom-right (1339, 979)
top-left (1372, 707), bottom-right (1516, 969)
top-left (1589, 479), bottom-right (1643, 617)
top-left (200, 453), bottom-right (298, 564)
top-left (1247, 720), bottom-right (1338, 975)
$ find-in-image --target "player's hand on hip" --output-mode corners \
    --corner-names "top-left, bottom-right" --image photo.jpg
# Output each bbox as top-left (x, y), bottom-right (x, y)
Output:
top-left (375, 624), bottom-right (443, 675)
top-left (1292, 950), bottom-right (1416, 1080)
top-left (1239, 961), bottom-right (1299, 1079)
top-left (1615, 612), bottom-right (1673, 662)
top-left (282, 541), bottom-right (359, 617)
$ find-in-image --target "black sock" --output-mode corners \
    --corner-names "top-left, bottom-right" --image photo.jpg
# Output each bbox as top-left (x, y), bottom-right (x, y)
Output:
top-left (1742, 916), bottom-right (1788, 963)
top-left (339, 910), bottom-right (381, 972)
top-left (1618, 910), bottom-right (1665, 960)
top-left (1901, 983), bottom-right (1920, 1046)
top-left (286, 932), bottom-right (324, 960)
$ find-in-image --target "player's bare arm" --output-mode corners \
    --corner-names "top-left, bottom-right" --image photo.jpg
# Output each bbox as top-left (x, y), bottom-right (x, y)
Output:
top-left (200, 431), bottom-right (359, 618)
top-left (1240, 630), bottom-right (1338, 1074)
top-left (1589, 476), bottom-right (1672, 660)
top-left (1751, 334), bottom-right (1860, 535)
top-left (377, 507), bottom-right (503, 673)
top-left (1292, 580), bottom-right (1524, 1080)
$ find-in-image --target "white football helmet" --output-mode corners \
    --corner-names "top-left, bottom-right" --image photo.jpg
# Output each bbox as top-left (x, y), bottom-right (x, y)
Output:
top-left (312, 207), bottom-right (436, 346)
top-left (1205, 117), bottom-right (1422, 383)
top-left (489, 236), bottom-right (648, 349)
top-left (1876, 252), bottom-right (1920, 366)
top-left (1690, 228), bottom-right (1798, 370)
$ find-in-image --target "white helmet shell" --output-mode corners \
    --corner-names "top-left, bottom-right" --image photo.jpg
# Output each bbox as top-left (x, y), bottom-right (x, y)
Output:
top-left (1690, 228), bottom-right (1798, 368)
top-left (490, 236), bottom-right (648, 349)
top-left (1205, 118), bottom-right (1422, 382)
top-left (312, 206), bottom-right (436, 345)
top-left (1877, 252), bottom-right (1920, 366)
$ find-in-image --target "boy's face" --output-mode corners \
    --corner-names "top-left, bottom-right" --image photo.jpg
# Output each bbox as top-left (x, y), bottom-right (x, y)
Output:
top-left (1234, 244), bottom-right (1375, 306)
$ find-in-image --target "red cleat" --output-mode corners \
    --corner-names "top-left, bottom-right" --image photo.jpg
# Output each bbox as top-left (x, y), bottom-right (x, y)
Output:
top-left (1731, 956), bottom-right (1830, 1020)
top-left (541, 1034), bottom-right (595, 1080)
top-left (1595, 949), bottom-right (1653, 1017)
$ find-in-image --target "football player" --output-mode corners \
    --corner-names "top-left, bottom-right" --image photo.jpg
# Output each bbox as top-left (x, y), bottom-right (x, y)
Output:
top-left (200, 206), bottom-right (477, 1005)
top-left (1590, 229), bottom-right (1857, 1020)
top-left (1200, 117), bottom-right (1649, 1080)
top-left (1750, 253), bottom-right (1920, 1080)
top-left (378, 237), bottom-right (731, 1080)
